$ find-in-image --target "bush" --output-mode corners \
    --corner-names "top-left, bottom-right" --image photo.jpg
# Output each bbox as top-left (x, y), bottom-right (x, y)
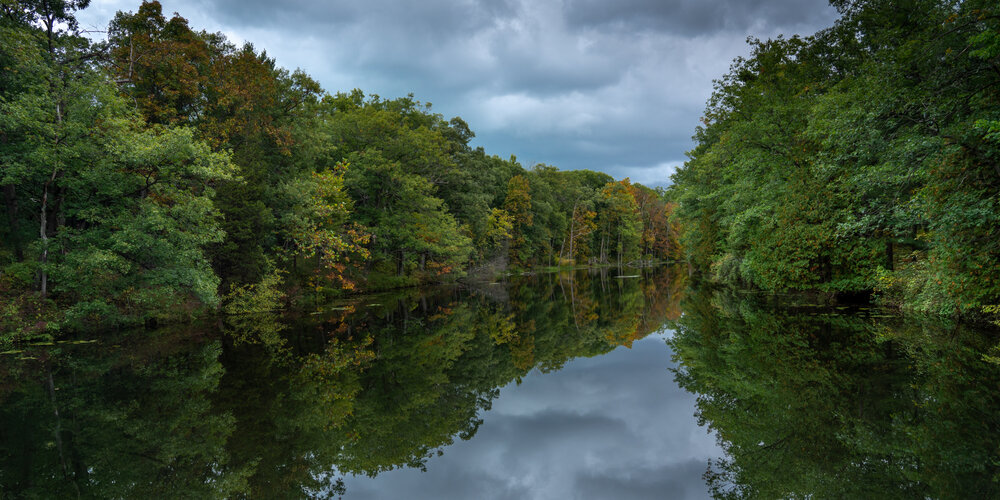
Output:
top-left (711, 253), bottom-right (743, 287)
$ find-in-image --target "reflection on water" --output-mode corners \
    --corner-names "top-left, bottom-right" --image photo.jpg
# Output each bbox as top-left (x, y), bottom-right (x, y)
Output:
top-left (2, 269), bottom-right (998, 498)
top-left (668, 287), bottom-right (1000, 499)
top-left (0, 267), bottom-right (690, 498)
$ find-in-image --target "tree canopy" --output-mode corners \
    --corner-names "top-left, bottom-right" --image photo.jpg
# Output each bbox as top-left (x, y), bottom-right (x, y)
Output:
top-left (667, 0), bottom-right (1000, 317)
top-left (0, 0), bottom-right (679, 342)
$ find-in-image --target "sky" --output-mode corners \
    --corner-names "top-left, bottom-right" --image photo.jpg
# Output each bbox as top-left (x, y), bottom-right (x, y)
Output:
top-left (341, 330), bottom-right (723, 499)
top-left (76, 0), bottom-right (840, 187)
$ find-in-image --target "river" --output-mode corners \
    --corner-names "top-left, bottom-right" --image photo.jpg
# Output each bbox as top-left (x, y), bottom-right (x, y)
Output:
top-left (1, 267), bottom-right (997, 498)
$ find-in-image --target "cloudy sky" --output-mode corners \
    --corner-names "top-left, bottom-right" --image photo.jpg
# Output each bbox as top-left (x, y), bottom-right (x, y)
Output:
top-left (77, 0), bottom-right (839, 187)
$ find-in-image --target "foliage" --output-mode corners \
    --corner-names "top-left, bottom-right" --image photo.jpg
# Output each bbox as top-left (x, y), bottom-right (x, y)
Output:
top-left (0, 0), bottom-right (679, 340)
top-left (668, 0), bottom-right (1000, 315)
top-left (0, 5), bottom-right (235, 331)
top-left (503, 175), bottom-right (533, 267)
top-left (596, 179), bottom-right (642, 266)
top-left (283, 164), bottom-right (370, 292)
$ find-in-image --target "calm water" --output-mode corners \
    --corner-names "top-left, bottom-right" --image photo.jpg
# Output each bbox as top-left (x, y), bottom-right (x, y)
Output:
top-left (1, 267), bottom-right (998, 498)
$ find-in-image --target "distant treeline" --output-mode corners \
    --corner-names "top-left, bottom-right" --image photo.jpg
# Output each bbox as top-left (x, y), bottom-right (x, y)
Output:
top-left (668, 0), bottom-right (1000, 317)
top-left (0, 1), bottom-right (680, 338)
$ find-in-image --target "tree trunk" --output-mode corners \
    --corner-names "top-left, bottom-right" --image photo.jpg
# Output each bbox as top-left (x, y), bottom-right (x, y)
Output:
top-left (885, 239), bottom-right (894, 271)
top-left (40, 176), bottom-right (52, 297)
top-left (3, 184), bottom-right (22, 260)
top-left (39, 92), bottom-right (64, 297)
top-left (568, 203), bottom-right (577, 262)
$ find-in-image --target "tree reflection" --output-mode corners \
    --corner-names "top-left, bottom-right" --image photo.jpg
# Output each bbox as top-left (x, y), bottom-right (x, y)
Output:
top-left (0, 267), bottom-right (683, 498)
top-left (0, 328), bottom-right (252, 498)
top-left (668, 287), bottom-right (1000, 499)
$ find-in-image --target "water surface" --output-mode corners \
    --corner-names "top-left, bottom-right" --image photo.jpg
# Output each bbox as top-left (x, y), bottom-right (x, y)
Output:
top-left (2, 267), bottom-right (998, 498)
top-left (342, 329), bottom-right (717, 499)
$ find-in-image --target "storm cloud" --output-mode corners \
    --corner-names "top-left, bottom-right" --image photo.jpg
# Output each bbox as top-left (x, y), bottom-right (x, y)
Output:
top-left (77, 0), bottom-right (839, 186)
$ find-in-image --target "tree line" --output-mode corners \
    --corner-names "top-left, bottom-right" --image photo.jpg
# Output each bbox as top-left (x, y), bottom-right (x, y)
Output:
top-left (667, 0), bottom-right (1000, 317)
top-left (0, 0), bottom-right (681, 338)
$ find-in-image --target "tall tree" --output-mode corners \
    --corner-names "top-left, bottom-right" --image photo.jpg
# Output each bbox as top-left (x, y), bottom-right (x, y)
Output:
top-left (105, 0), bottom-right (210, 125)
top-left (502, 175), bottom-right (533, 267)
top-left (596, 180), bottom-right (641, 267)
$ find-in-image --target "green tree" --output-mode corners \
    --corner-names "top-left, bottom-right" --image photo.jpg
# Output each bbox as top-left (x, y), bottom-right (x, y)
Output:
top-left (596, 180), bottom-right (641, 266)
top-left (503, 174), bottom-right (533, 267)
top-left (105, 0), bottom-right (210, 125)
top-left (668, 0), bottom-right (1000, 314)
top-left (51, 126), bottom-right (235, 327)
top-left (0, 2), bottom-right (234, 334)
top-left (282, 163), bottom-right (370, 292)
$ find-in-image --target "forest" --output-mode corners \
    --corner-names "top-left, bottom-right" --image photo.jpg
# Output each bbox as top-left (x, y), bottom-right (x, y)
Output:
top-left (0, 1), bottom-right (681, 340)
top-left (4, 0), bottom-right (1000, 344)
top-left (667, 0), bottom-right (1000, 319)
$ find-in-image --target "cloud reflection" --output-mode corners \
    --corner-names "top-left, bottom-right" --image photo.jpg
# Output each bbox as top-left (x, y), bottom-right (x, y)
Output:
top-left (343, 332), bottom-right (720, 499)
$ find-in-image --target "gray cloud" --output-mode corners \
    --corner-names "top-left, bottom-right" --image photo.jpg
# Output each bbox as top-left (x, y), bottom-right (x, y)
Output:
top-left (345, 464), bottom-right (529, 500)
top-left (206, 0), bottom-right (516, 37)
top-left (78, 0), bottom-right (839, 187)
top-left (572, 460), bottom-right (712, 500)
top-left (565, 0), bottom-right (838, 36)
